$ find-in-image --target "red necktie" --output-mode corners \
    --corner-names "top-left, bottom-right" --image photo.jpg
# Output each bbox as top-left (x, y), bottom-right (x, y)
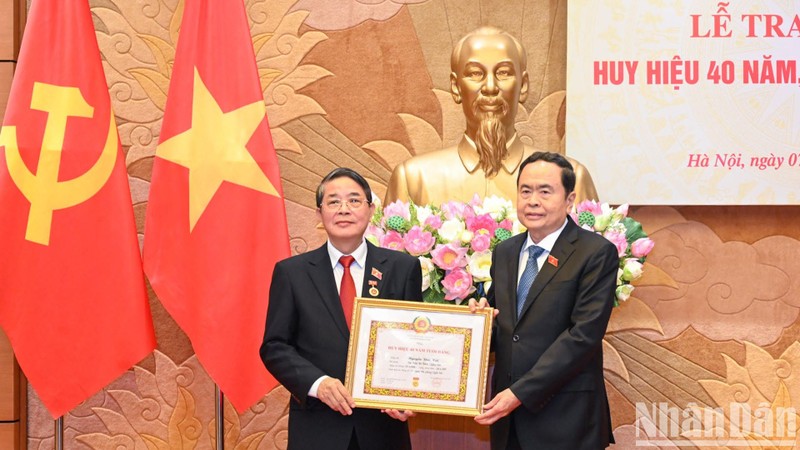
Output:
top-left (339, 255), bottom-right (356, 329)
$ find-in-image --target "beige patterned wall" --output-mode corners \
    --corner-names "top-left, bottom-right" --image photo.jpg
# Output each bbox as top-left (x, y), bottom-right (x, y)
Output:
top-left (16, 1), bottom-right (800, 449)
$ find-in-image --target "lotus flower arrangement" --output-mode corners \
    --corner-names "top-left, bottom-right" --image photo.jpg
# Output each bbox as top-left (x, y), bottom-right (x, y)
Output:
top-left (367, 195), bottom-right (522, 303)
top-left (571, 200), bottom-right (654, 306)
top-left (368, 196), bottom-right (653, 306)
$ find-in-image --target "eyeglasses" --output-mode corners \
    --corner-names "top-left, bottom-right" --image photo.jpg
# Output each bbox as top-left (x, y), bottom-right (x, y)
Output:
top-left (322, 198), bottom-right (369, 211)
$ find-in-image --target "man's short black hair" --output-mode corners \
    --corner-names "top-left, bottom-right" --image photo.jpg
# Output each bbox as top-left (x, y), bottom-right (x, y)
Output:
top-left (315, 168), bottom-right (373, 208)
top-left (517, 152), bottom-right (576, 194)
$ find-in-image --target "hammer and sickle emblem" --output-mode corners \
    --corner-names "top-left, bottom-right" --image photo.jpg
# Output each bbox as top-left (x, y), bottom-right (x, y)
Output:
top-left (0, 82), bottom-right (117, 246)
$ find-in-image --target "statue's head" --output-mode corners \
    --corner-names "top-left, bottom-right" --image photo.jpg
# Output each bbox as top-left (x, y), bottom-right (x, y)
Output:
top-left (450, 27), bottom-right (529, 177)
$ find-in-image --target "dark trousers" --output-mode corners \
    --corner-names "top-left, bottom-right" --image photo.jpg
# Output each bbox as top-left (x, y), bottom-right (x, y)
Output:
top-left (348, 430), bottom-right (360, 450)
top-left (506, 415), bottom-right (523, 450)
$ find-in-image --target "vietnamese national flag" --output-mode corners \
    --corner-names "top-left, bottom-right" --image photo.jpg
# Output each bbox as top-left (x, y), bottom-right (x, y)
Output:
top-left (0, 0), bottom-right (155, 418)
top-left (143, 0), bottom-right (291, 412)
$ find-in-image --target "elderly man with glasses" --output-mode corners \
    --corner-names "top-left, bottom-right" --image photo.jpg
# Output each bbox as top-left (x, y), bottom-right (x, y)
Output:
top-left (261, 168), bottom-right (423, 450)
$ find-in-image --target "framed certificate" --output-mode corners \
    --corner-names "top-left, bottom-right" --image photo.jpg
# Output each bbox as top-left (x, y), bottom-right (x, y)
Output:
top-left (344, 297), bottom-right (493, 416)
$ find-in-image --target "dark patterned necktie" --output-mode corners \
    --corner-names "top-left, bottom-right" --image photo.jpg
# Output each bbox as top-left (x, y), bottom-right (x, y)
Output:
top-left (516, 246), bottom-right (545, 318)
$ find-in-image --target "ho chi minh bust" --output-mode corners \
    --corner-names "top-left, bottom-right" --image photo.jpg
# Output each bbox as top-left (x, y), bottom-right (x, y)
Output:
top-left (384, 26), bottom-right (597, 206)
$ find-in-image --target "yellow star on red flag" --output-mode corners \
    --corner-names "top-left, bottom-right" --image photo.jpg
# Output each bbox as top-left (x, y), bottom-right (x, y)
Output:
top-left (155, 68), bottom-right (278, 230)
top-left (144, 0), bottom-right (290, 413)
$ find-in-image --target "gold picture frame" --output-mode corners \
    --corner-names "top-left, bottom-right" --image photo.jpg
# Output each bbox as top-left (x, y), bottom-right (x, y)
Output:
top-left (344, 297), bottom-right (493, 417)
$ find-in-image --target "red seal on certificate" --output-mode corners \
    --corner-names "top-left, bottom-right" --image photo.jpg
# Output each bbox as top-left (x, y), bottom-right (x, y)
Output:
top-left (412, 316), bottom-right (431, 333)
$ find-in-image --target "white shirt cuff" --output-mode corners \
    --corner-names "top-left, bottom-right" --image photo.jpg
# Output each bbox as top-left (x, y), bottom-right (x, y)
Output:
top-left (308, 375), bottom-right (328, 397)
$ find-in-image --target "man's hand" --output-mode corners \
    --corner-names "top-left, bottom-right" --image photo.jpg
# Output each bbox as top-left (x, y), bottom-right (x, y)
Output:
top-left (474, 388), bottom-right (521, 425)
top-left (317, 377), bottom-right (356, 415)
top-left (381, 409), bottom-right (417, 422)
top-left (468, 297), bottom-right (499, 318)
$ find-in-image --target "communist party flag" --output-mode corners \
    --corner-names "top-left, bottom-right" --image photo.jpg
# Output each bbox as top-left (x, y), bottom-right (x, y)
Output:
top-left (143, 0), bottom-right (290, 412)
top-left (0, 0), bottom-right (155, 418)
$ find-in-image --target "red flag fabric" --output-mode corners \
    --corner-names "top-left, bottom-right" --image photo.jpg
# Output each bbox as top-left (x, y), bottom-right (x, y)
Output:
top-left (0, 0), bottom-right (155, 418)
top-left (143, 0), bottom-right (291, 412)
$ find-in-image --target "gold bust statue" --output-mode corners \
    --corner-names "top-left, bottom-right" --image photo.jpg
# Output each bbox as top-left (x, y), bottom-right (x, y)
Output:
top-left (384, 26), bottom-right (597, 206)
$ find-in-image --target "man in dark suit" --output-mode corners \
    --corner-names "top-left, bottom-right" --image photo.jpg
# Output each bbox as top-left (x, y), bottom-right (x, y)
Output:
top-left (471, 152), bottom-right (618, 449)
top-left (260, 168), bottom-right (422, 450)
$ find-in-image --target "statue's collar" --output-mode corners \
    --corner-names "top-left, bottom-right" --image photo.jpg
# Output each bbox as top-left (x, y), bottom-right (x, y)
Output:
top-left (458, 133), bottom-right (523, 175)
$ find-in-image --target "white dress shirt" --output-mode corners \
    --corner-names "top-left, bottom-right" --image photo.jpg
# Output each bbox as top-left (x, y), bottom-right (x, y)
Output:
top-left (308, 239), bottom-right (368, 397)
top-left (517, 218), bottom-right (568, 283)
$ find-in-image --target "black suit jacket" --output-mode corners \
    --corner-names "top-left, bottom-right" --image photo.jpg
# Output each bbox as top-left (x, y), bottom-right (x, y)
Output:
top-left (260, 241), bottom-right (422, 450)
top-left (487, 217), bottom-right (618, 450)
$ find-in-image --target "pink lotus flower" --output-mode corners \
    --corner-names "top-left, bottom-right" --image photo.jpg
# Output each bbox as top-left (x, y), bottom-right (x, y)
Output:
top-left (603, 230), bottom-right (628, 257)
top-left (442, 268), bottom-right (476, 301)
top-left (498, 219), bottom-right (513, 231)
top-left (576, 200), bottom-right (603, 215)
top-left (430, 243), bottom-right (469, 271)
top-left (615, 203), bottom-right (629, 218)
top-left (424, 214), bottom-right (443, 230)
top-left (380, 231), bottom-right (405, 252)
top-left (630, 237), bottom-right (655, 258)
top-left (441, 201), bottom-right (474, 221)
top-left (470, 233), bottom-right (491, 253)
top-left (383, 200), bottom-right (411, 221)
top-left (403, 226), bottom-right (435, 256)
top-left (469, 193), bottom-right (482, 209)
top-left (365, 223), bottom-right (385, 242)
top-left (466, 213), bottom-right (497, 235)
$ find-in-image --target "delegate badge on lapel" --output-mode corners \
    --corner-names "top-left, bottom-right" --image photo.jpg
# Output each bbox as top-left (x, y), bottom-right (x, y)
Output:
top-left (547, 255), bottom-right (559, 267)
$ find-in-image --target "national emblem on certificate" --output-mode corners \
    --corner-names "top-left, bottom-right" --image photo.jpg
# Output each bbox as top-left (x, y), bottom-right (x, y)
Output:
top-left (345, 298), bottom-right (493, 416)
